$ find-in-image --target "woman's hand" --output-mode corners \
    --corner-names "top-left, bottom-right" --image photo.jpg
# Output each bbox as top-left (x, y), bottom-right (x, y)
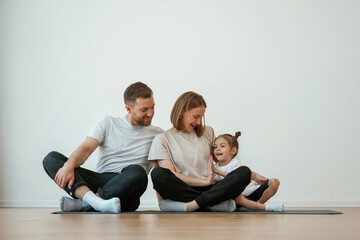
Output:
top-left (209, 155), bottom-right (218, 174)
top-left (206, 157), bottom-right (216, 185)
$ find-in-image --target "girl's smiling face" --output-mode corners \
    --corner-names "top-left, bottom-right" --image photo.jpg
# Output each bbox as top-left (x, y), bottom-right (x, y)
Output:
top-left (213, 137), bottom-right (237, 165)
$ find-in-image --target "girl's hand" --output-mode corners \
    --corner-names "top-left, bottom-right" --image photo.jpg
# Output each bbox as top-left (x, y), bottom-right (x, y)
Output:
top-left (252, 172), bottom-right (269, 185)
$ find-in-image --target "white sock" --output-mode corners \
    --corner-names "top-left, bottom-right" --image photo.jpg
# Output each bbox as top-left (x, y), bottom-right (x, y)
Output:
top-left (159, 199), bottom-right (187, 212)
top-left (210, 199), bottom-right (236, 212)
top-left (265, 203), bottom-right (284, 212)
top-left (82, 191), bottom-right (120, 213)
top-left (60, 196), bottom-right (92, 212)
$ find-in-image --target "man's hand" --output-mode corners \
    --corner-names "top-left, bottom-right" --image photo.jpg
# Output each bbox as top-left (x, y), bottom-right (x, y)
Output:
top-left (53, 137), bottom-right (100, 190)
top-left (55, 164), bottom-right (75, 189)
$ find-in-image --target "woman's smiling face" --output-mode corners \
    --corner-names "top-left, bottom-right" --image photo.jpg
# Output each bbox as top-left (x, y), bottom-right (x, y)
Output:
top-left (180, 106), bottom-right (206, 133)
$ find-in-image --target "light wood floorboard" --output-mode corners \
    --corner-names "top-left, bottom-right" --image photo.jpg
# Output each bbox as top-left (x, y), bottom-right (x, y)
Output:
top-left (0, 207), bottom-right (359, 240)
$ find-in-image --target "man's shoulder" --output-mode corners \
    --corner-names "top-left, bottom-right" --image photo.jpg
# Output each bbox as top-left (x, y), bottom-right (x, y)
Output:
top-left (98, 115), bottom-right (121, 124)
top-left (147, 125), bottom-right (165, 134)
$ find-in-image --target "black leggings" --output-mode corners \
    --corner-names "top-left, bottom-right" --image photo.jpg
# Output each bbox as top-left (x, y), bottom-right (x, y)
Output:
top-left (42, 151), bottom-right (148, 211)
top-left (151, 166), bottom-right (251, 209)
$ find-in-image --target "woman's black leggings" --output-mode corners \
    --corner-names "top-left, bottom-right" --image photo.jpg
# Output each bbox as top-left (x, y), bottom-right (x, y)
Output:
top-left (151, 166), bottom-right (251, 209)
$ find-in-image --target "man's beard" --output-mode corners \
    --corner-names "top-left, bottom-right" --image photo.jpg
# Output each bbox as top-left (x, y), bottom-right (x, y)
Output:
top-left (132, 116), bottom-right (152, 126)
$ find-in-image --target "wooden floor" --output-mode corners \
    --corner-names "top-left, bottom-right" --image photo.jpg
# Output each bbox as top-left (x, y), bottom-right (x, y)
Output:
top-left (0, 207), bottom-right (359, 240)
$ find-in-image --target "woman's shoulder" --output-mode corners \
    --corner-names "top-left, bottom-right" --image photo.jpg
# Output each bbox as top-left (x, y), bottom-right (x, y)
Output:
top-left (152, 129), bottom-right (173, 142)
top-left (204, 125), bottom-right (214, 133)
top-left (203, 125), bottom-right (215, 141)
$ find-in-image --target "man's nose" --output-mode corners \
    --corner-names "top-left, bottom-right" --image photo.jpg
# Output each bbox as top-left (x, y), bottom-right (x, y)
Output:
top-left (147, 109), bottom-right (154, 117)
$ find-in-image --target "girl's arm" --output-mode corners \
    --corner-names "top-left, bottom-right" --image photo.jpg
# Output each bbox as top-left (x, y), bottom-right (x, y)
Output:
top-left (157, 159), bottom-right (215, 187)
top-left (211, 164), bottom-right (229, 178)
top-left (209, 155), bottom-right (229, 178)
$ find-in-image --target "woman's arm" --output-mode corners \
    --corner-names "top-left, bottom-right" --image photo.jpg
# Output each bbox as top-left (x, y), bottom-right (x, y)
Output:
top-left (157, 159), bottom-right (215, 187)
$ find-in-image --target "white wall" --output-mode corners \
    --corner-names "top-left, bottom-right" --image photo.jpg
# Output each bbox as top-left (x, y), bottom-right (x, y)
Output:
top-left (1, 0), bottom-right (359, 207)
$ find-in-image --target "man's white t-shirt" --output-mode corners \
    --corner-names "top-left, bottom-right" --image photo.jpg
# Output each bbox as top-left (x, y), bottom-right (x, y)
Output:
top-left (87, 116), bottom-right (163, 174)
top-left (215, 158), bottom-right (260, 197)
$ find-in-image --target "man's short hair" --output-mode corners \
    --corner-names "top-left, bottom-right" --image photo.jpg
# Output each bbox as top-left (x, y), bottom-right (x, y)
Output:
top-left (124, 82), bottom-right (153, 106)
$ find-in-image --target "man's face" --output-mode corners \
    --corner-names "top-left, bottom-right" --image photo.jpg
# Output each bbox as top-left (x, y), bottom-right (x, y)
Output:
top-left (127, 96), bottom-right (155, 126)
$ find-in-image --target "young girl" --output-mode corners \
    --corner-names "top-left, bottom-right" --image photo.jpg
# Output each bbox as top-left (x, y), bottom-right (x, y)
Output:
top-left (211, 131), bottom-right (284, 212)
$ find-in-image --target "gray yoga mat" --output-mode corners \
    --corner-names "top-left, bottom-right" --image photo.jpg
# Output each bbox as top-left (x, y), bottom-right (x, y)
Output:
top-left (52, 210), bottom-right (342, 215)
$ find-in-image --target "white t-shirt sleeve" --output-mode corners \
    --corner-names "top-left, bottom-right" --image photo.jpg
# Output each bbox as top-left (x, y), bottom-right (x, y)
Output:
top-left (87, 116), bottom-right (109, 144)
top-left (148, 134), bottom-right (171, 161)
top-left (230, 158), bottom-right (242, 170)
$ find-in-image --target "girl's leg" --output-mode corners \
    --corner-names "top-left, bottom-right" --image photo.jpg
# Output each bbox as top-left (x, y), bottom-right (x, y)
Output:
top-left (236, 195), bottom-right (265, 211)
top-left (258, 178), bottom-right (280, 204)
top-left (237, 194), bottom-right (284, 212)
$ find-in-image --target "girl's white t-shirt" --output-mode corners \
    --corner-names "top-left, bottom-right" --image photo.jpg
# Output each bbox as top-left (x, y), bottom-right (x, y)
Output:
top-left (214, 158), bottom-right (261, 197)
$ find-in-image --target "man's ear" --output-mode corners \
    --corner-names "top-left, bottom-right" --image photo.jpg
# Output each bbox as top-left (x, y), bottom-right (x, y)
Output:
top-left (125, 105), bottom-right (132, 114)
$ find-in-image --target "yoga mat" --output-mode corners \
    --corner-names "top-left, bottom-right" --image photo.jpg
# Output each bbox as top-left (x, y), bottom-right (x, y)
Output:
top-left (52, 210), bottom-right (342, 215)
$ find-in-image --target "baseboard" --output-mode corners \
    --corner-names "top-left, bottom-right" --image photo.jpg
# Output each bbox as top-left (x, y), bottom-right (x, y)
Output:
top-left (0, 200), bottom-right (61, 208)
top-left (0, 200), bottom-right (359, 208)
top-left (270, 201), bottom-right (360, 207)
top-left (0, 199), bottom-right (160, 208)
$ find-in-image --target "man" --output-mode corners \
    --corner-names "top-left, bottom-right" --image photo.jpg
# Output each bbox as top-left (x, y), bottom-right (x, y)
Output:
top-left (43, 82), bottom-right (163, 213)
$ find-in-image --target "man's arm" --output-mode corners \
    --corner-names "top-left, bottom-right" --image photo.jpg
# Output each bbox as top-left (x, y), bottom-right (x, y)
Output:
top-left (54, 137), bottom-right (100, 189)
top-left (157, 159), bottom-right (215, 187)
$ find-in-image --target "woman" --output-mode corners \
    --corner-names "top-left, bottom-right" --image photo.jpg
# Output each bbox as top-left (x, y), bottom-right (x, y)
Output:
top-left (148, 91), bottom-right (252, 212)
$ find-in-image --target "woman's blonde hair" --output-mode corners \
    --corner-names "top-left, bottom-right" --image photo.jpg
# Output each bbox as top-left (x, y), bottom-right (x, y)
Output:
top-left (170, 91), bottom-right (207, 137)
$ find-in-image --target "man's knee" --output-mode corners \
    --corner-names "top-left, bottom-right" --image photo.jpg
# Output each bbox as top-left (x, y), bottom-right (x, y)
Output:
top-left (124, 164), bottom-right (148, 184)
top-left (42, 151), bottom-right (62, 170)
top-left (126, 164), bottom-right (147, 177)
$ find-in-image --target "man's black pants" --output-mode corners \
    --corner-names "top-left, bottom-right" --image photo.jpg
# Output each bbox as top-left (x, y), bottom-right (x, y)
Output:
top-left (42, 151), bottom-right (148, 211)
